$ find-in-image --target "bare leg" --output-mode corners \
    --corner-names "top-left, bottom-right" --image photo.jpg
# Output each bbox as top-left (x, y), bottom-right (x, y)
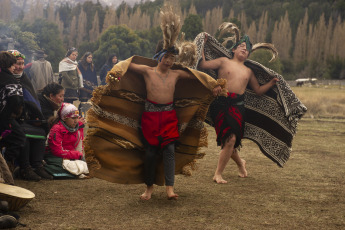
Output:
top-left (213, 135), bottom-right (236, 184)
top-left (231, 149), bottom-right (247, 178)
top-left (166, 186), bottom-right (178, 200)
top-left (140, 185), bottom-right (154, 200)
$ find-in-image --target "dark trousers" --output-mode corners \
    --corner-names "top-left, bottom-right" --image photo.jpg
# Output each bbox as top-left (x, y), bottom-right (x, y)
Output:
top-left (0, 119), bottom-right (26, 162)
top-left (144, 143), bottom-right (175, 186)
top-left (19, 138), bottom-right (45, 169)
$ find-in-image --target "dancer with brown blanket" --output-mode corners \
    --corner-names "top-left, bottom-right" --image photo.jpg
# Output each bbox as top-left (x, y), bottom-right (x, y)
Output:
top-left (195, 23), bottom-right (307, 184)
top-left (84, 6), bottom-right (224, 200)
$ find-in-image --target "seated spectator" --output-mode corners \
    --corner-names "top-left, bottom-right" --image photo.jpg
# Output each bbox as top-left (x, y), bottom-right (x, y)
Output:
top-left (7, 50), bottom-right (52, 181)
top-left (44, 103), bottom-right (88, 178)
top-left (38, 83), bottom-right (64, 133)
top-left (0, 51), bottom-right (25, 177)
top-left (99, 53), bottom-right (118, 85)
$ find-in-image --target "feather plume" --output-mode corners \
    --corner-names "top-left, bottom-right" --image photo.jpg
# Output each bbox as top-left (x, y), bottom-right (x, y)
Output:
top-left (218, 22), bottom-right (240, 46)
top-left (252, 43), bottom-right (279, 62)
top-left (160, 5), bottom-right (182, 50)
top-left (176, 41), bottom-right (197, 67)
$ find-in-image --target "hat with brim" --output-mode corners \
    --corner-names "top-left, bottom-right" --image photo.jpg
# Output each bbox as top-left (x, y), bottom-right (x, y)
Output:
top-left (34, 50), bottom-right (48, 59)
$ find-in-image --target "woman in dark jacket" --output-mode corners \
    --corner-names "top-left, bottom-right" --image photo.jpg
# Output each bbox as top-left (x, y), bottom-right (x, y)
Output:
top-left (99, 54), bottom-right (118, 85)
top-left (38, 83), bottom-right (65, 133)
top-left (78, 52), bottom-right (97, 102)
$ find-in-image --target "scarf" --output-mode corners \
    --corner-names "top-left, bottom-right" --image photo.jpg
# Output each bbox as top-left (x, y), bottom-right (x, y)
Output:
top-left (61, 120), bottom-right (80, 133)
top-left (59, 58), bottom-right (84, 88)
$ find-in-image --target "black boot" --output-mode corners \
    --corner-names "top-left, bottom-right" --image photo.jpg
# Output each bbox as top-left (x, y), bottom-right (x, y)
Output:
top-left (34, 166), bottom-right (53, 180)
top-left (0, 214), bottom-right (17, 229)
top-left (0, 201), bottom-right (8, 213)
top-left (20, 167), bottom-right (41, 182)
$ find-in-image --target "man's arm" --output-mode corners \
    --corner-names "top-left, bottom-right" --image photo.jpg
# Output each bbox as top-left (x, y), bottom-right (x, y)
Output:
top-left (128, 63), bottom-right (148, 75)
top-left (248, 71), bottom-right (279, 96)
top-left (198, 33), bottom-right (225, 70)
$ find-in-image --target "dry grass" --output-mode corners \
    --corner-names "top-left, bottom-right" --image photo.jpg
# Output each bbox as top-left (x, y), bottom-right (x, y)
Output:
top-left (13, 119), bottom-right (345, 230)
top-left (293, 85), bottom-right (345, 119)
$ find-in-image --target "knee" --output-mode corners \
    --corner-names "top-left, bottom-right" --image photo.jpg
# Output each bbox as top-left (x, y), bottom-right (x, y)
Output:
top-left (224, 135), bottom-right (236, 147)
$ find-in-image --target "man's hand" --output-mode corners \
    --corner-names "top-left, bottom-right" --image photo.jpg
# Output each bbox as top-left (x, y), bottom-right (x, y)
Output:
top-left (78, 116), bottom-right (86, 124)
top-left (270, 78), bottom-right (279, 85)
top-left (212, 85), bottom-right (222, 96)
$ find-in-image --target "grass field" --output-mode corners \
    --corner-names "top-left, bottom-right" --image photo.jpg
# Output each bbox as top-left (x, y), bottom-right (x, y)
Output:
top-left (11, 86), bottom-right (345, 229)
top-left (293, 86), bottom-right (345, 119)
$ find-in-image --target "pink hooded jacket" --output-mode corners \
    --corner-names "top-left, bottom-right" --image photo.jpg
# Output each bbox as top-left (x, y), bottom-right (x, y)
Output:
top-left (47, 121), bottom-right (84, 160)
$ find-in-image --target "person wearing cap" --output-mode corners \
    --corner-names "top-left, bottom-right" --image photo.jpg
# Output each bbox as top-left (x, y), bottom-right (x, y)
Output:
top-left (58, 47), bottom-right (82, 104)
top-left (28, 50), bottom-right (54, 93)
top-left (7, 49), bottom-right (53, 181)
top-left (198, 32), bottom-right (279, 184)
top-left (44, 103), bottom-right (88, 178)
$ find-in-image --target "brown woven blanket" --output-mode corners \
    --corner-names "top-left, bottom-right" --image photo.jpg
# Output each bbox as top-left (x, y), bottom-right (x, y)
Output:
top-left (84, 56), bottom-right (221, 185)
top-left (193, 33), bottom-right (307, 167)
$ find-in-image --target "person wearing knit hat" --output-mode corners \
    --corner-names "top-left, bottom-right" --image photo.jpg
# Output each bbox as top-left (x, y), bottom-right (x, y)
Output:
top-left (6, 49), bottom-right (52, 181)
top-left (44, 103), bottom-right (88, 178)
top-left (0, 51), bottom-right (25, 184)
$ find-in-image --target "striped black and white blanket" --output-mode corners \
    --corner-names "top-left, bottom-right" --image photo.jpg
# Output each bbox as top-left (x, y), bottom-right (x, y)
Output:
top-left (193, 33), bottom-right (307, 167)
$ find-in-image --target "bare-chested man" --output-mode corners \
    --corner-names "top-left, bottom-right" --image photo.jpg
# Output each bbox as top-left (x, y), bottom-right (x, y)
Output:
top-left (129, 51), bottom-right (222, 200)
top-left (199, 34), bottom-right (279, 184)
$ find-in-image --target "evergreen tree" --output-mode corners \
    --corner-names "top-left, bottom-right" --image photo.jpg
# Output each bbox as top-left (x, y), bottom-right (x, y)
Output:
top-left (24, 19), bottom-right (65, 72)
top-left (93, 25), bottom-right (151, 70)
top-left (181, 14), bottom-right (203, 41)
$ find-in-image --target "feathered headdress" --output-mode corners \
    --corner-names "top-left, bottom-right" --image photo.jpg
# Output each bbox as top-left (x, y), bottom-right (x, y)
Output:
top-left (217, 22), bottom-right (278, 62)
top-left (153, 5), bottom-right (197, 67)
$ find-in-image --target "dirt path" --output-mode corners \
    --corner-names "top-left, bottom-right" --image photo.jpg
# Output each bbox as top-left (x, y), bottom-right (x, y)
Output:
top-left (14, 119), bottom-right (345, 229)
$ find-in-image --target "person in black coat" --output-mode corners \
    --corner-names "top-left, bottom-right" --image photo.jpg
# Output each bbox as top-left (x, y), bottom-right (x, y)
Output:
top-left (78, 52), bottom-right (97, 102)
top-left (99, 53), bottom-right (118, 85)
top-left (38, 83), bottom-right (65, 133)
top-left (8, 50), bottom-right (53, 181)
top-left (0, 51), bottom-right (25, 179)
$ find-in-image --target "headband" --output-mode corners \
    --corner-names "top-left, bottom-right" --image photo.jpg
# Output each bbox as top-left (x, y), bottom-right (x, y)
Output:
top-left (230, 35), bottom-right (252, 53)
top-left (7, 50), bottom-right (26, 60)
top-left (153, 46), bottom-right (179, 62)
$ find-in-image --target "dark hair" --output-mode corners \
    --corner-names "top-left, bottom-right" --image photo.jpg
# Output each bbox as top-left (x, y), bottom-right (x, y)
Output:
top-left (0, 51), bottom-right (17, 69)
top-left (79, 52), bottom-right (94, 71)
top-left (41, 82), bottom-right (64, 97)
top-left (66, 47), bottom-right (78, 57)
top-left (106, 53), bottom-right (118, 66)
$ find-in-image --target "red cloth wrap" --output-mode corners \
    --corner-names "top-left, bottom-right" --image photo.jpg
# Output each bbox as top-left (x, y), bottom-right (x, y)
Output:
top-left (210, 93), bottom-right (245, 148)
top-left (141, 99), bottom-right (179, 148)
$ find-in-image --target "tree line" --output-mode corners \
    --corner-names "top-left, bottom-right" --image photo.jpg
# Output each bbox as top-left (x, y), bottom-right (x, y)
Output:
top-left (0, 0), bottom-right (344, 79)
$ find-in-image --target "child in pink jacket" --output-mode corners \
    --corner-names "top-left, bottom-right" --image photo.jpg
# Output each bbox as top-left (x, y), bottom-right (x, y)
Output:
top-left (45, 103), bottom-right (88, 178)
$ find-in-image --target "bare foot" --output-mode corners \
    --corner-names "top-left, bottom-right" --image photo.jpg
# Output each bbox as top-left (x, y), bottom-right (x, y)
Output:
top-left (213, 174), bottom-right (227, 184)
top-left (166, 186), bottom-right (179, 200)
top-left (238, 159), bottom-right (248, 178)
top-left (140, 185), bottom-right (153, 200)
